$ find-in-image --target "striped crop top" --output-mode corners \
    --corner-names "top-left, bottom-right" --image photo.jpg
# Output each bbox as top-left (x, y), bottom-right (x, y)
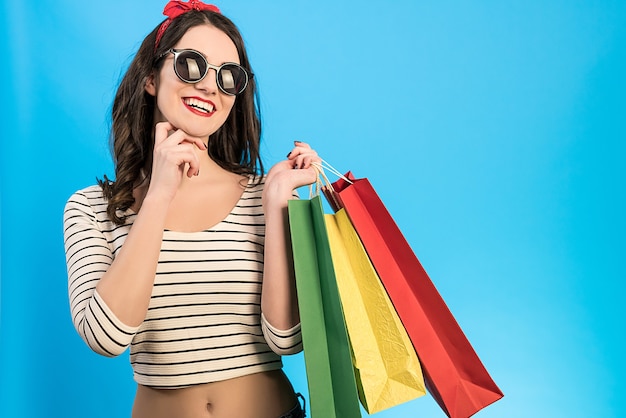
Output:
top-left (63, 177), bottom-right (303, 388)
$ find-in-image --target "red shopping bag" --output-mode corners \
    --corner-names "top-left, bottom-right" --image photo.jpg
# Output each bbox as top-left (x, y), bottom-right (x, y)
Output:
top-left (323, 172), bottom-right (503, 418)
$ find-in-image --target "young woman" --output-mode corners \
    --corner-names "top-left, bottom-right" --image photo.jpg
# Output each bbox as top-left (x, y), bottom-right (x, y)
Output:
top-left (63, 2), bottom-right (317, 417)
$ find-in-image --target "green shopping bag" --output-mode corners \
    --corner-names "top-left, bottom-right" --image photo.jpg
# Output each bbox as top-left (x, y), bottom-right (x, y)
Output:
top-left (288, 196), bottom-right (362, 418)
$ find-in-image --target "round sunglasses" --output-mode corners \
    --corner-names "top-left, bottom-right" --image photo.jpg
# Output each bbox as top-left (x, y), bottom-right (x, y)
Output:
top-left (158, 48), bottom-right (251, 96)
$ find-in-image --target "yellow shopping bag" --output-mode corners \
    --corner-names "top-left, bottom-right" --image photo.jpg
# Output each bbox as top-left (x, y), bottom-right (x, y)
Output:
top-left (325, 209), bottom-right (427, 414)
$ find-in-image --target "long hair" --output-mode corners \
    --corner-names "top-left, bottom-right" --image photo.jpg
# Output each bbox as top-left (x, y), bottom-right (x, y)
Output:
top-left (98, 10), bottom-right (262, 225)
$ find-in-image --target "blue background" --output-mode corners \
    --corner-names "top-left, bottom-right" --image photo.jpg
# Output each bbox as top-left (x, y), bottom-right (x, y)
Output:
top-left (1, 1), bottom-right (624, 417)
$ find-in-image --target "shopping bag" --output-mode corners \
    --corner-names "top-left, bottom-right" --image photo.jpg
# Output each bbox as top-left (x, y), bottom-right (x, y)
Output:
top-left (325, 208), bottom-right (426, 413)
top-left (324, 172), bottom-right (504, 418)
top-left (288, 196), bottom-right (361, 418)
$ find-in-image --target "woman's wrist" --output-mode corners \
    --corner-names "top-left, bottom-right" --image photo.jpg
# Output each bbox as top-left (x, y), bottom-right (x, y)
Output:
top-left (138, 190), bottom-right (172, 221)
top-left (262, 181), bottom-right (296, 214)
top-left (143, 185), bottom-right (175, 207)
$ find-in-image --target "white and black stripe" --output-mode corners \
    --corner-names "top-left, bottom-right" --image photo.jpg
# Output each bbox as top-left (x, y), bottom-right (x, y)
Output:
top-left (63, 178), bottom-right (302, 388)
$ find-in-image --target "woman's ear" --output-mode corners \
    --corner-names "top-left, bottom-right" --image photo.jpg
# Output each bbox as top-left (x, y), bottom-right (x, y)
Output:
top-left (145, 73), bottom-right (157, 96)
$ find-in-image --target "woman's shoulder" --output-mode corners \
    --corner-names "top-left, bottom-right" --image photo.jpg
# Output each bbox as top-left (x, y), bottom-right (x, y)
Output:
top-left (64, 184), bottom-right (123, 225)
top-left (66, 184), bottom-right (107, 207)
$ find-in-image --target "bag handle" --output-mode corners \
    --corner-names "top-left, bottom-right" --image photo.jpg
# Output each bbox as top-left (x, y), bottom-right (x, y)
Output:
top-left (310, 159), bottom-right (353, 212)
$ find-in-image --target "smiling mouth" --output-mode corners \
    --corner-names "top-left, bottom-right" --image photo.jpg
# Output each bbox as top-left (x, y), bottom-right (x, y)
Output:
top-left (183, 97), bottom-right (215, 114)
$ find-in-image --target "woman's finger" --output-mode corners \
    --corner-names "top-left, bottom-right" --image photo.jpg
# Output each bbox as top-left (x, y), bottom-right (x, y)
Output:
top-left (286, 141), bottom-right (313, 159)
top-left (155, 122), bottom-right (207, 151)
top-left (291, 152), bottom-right (321, 169)
top-left (154, 121), bottom-right (176, 145)
top-left (293, 140), bottom-right (310, 149)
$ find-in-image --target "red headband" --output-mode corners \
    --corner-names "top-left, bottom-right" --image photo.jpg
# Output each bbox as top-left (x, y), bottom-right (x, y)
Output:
top-left (155, 0), bottom-right (221, 50)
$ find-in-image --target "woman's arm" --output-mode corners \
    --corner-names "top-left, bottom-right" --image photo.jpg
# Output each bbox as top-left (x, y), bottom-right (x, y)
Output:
top-left (95, 124), bottom-right (206, 326)
top-left (64, 123), bottom-right (207, 357)
top-left (95, 124), bottom-right (207, 326)
top-left (261, 142), bottom-right (320, 331)
top-left (92, 192), bottom-right (172, 327)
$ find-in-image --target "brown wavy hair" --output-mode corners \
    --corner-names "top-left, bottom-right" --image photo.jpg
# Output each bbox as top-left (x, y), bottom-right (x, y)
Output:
top-left (98, 10), bottom-right (262, 225)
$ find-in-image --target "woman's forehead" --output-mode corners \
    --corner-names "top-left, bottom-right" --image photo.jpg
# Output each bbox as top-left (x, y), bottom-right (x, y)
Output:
top-left (174, 25), bottom-right (239, 63)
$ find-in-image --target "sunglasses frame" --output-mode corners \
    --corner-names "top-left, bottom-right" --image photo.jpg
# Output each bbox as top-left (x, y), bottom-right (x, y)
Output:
top-left (159, 48), bottom-right (251, 96)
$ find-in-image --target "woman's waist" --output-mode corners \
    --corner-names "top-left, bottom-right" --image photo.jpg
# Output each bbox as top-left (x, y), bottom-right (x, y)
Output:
top-left (133, 370), bottom-right (298, 418)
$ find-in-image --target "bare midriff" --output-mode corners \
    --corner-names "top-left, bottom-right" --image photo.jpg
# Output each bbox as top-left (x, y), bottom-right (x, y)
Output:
top-left (131, 370), bottom-right (298, 418)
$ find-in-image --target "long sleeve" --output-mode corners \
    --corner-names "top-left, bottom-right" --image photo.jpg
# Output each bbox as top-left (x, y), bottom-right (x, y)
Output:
top-left (63, 188), bottom-right (139, 356)
top-left (261, 313), bottom-right (303, 355)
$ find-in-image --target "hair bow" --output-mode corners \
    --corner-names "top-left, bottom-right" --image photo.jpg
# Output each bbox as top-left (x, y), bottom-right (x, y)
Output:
top-left (155, 0), bottom-right (221, 50)
top-left (163, 0), bottom-right (221, 20)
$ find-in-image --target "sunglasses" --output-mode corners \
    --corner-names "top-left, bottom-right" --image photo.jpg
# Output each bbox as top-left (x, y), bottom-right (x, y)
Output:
top-left (159, 48), bottom-right (251, 96)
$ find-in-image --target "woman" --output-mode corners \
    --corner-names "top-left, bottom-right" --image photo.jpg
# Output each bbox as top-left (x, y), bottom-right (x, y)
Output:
top-left (63, 1), bottom-right (317, 417)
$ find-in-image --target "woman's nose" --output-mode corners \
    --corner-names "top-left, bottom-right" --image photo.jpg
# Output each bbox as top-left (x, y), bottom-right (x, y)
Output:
top-left (194, 68), bottom-right (219, 94)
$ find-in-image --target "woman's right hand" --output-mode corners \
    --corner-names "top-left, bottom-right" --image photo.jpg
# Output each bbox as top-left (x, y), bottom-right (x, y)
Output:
top-left (146, 121), bottom-right (207, 202)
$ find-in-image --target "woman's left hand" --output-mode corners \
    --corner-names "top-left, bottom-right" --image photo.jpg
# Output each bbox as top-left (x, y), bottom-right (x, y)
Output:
top-left (262, 141), bottom-right (321, 211)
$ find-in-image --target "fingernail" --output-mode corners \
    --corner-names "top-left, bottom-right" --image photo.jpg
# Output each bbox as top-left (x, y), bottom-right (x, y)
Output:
top-left (286, 151), bottom-right (292, 158)
top-left (294, 140), bottom-right (302, 145)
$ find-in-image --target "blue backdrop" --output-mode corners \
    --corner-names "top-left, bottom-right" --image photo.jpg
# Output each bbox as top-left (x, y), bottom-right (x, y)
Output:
top-left (1, 1), bottom-right (624, 417)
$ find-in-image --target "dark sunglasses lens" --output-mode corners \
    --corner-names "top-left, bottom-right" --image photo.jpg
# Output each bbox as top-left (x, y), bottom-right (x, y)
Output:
top-left (218, 64), bottom-right (248, 95)
top-left (175, 50), bottom-right (207, 82)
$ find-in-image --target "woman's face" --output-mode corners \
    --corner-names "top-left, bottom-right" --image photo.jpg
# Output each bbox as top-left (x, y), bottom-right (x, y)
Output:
top-left (146, 24), bottom-right (240, 139)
